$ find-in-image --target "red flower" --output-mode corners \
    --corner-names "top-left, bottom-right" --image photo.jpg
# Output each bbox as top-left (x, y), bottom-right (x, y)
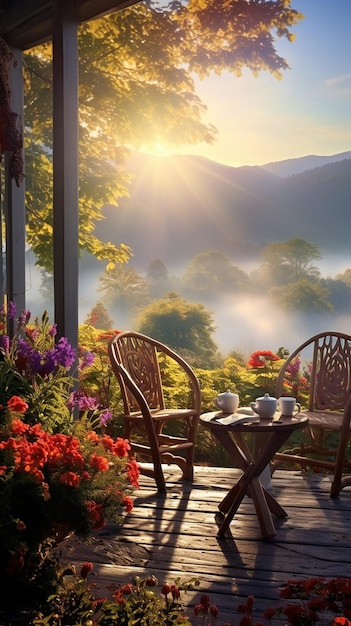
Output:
top-left (284, 603), bottom-right (306, 624)
top-left (5, 546), bottom-right (26, 576)
top-left (90, 453), bottom-right (109, 472)
top-left (59, 471), bottom-right (81, 487)
top-left (7, 395), bottom-right (29, 413)
top-left (111, 437), bottom-right (131, 458)
top-left (86, 500), bottom-right (105, 529)
top-left (127, 459), bottom-right (140, 488)
top-left (247, 350), bottom-right (280, 369)
top-left (247, 595), bottom-right (254, 611)
top-left (263, 607), bottom-right (277, 620)
top-left (123, 496), bottom-right (133, 513)
top-left (10, 419), bottom-right (29, 435)
top-left (239, 615), bottom-right (252, 626)
top-left (80, 561), bottom-right (93, 579)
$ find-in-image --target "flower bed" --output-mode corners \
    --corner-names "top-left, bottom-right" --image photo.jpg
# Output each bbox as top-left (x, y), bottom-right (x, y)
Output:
top-left (0, 304), bottom-right (140, 618)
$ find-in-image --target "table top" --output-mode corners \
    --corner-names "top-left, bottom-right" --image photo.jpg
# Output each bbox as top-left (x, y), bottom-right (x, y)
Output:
top-left (200, 410), bottom-right (309, 433)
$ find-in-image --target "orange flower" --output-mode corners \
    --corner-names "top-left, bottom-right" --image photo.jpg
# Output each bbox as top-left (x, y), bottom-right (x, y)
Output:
top-left (59, 471), bottom-right (81, 487)
top-left (7, 395), bottom-right (29, 413)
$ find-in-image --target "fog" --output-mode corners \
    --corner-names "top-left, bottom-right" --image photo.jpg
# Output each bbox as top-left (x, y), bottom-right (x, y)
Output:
top-left (25, 251), bottom-right (350, 358)
top-left (212, 295), bottom-right (351, 356)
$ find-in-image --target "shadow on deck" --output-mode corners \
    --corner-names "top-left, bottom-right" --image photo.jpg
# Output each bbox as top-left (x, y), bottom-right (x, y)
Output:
top-left (58, 466), bottom-right (351, 624)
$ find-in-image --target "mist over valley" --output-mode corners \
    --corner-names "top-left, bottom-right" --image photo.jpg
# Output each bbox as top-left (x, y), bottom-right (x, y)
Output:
top-left (26, 151), bottom-right (351, 356)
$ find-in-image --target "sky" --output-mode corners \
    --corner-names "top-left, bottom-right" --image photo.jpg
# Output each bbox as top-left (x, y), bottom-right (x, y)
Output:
top-left (161, 0), bottom-right (351, 168)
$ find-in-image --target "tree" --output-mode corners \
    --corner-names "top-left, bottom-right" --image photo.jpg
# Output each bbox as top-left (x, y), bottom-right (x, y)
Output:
top-left (257, 238), bottom-right (321, 288)
top-left (147, 259), bottom-right (175, 298)
top-left (85, 302), bottom-right (114, 330)
top-left (336, 268), bottom-right (351, 288)
top-left (98, 263), bottom-right (150, 319)
top-left (23, 1), bottom-right (303, 272)
top-left (182, 251), bottom-right (249, 298)
top-left (269, 279), bottom-right (333, 312)
top-left (135, 292), bottom-right (219, 367)
top-left (320, 278), bottom-right (351, 313)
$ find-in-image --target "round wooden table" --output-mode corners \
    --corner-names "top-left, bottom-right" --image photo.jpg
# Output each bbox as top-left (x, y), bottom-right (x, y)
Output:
top-left (200, 411), bottom-right (309, 538)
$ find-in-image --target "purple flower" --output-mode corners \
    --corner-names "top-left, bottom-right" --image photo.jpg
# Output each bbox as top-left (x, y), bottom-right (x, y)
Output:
top-left (78, 394), bottom-right (99, 411)
top-left (18, 309), bottom-right (31, 326)
top-left (49, 323), bottom-right (57, 337)
top-left (27, 350), bottom-right (43, 375)
top-left (7, 301), bottom-right (16, 319)
top-left (67, 390), bottom-right (99, 412)
top-left (79, 350), bottom-right (95, 371)
top-left (54, 337), bottom-right (76, 369)
top-left (0, 335), bottom-right (10, 354)
top-left (100, 409), bottom-right (113, 427)
top-left (17, 337), bottom-right (33, 359)
top-left (41, 350), bottom-right (57, 375)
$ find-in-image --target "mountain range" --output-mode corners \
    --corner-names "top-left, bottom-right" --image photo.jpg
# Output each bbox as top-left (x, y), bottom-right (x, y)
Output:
top-left (94, 150), bottom-right (351, 273)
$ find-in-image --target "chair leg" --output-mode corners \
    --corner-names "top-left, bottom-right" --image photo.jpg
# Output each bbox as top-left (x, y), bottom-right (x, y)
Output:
top-left (331, 430), bottom-right (350, 498)
top-left (182, 465), bottom-right (194, 482)
top-left (153, 459), bottom-right (166, 493)
top-left (182, 446), bottom-right (195, 482)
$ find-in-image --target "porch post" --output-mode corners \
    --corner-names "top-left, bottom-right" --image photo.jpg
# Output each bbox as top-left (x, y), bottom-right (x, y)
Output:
top-left (52, 0), bottom-right (79, 350)
top-left (3, 47), bottom-right (26, 320)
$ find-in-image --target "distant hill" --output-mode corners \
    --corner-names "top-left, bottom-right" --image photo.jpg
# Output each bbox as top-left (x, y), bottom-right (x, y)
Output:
top-left (262, 151), bottom-right (351, 178)
top-left (94, 152), bottom-right (351, 272)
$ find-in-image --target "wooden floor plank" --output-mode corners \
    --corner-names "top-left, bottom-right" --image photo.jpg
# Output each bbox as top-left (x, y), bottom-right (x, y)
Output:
top-left (57, 466), bottom-right (351, 625)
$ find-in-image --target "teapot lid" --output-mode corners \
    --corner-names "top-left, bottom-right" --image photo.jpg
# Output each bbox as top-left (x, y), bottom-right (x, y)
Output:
top-left (256, 392), bottom-right (277, 401)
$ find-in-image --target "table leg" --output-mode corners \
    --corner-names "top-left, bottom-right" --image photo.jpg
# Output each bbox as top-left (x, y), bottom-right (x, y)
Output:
top-left (215, 428), bottom-right (292, 538)
top-left (264, 488), bottom-right (287, 518)
top-left (217, 464), bottom-right (256, 536)
top-left (248, 477), bottom-right (277, 538)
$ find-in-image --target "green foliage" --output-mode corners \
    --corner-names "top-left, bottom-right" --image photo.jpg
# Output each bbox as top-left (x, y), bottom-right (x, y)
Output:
top-left (98, 263), bottom-right (151, 318)
top-left (269, 279), bottom-right (334, 312)
top-left (336, 268), bottom-right (351, 287)
top-left (135, 292), bottom-right (219, 368)
top-left (0, 309), bottom-right (75, 433)
top-left (24, 569), bottom-right (197, 626)
top-left (183, 252), bottom-right (249, 299)
top-left (78, 324), bottom-right (124, 427)
top-left (257, 238), bottom-right (322, 289)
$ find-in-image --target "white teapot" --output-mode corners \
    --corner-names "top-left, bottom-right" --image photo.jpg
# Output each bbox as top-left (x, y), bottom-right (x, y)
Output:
top-left (250, 393), bottom-right (277, 420)
top-left (214, 389), bottom-right (239, 414)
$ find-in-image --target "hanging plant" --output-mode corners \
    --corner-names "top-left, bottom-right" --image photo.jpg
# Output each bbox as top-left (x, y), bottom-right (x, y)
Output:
top-left (0, 36), bottom-right (24, 186)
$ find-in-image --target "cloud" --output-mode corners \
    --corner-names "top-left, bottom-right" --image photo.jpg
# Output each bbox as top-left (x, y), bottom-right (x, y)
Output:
top-left (324, 73), bottom-right (351, 98)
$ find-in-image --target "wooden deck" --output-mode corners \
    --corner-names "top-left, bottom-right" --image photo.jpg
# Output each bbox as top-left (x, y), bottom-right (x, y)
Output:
top-left (59, 466), bottom-right (351, 624)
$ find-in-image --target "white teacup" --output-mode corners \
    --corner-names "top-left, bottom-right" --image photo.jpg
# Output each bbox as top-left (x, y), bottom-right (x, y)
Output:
top-left (278, 396), bottom-right (301, 417)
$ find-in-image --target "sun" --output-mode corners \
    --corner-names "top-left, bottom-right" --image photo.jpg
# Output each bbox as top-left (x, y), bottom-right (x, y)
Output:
top-left (143, 142), bottom-right (173, 157)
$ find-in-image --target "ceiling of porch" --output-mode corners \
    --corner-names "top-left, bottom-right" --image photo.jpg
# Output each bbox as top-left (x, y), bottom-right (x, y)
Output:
top-left (0, 0), bottom-right (139, 49)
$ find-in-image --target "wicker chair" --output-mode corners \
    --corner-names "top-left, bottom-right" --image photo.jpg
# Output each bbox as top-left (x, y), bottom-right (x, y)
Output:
top-left (108, 331), bottom-right (201, 493)
top-left (272, 331), bottom-right (351, 497)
